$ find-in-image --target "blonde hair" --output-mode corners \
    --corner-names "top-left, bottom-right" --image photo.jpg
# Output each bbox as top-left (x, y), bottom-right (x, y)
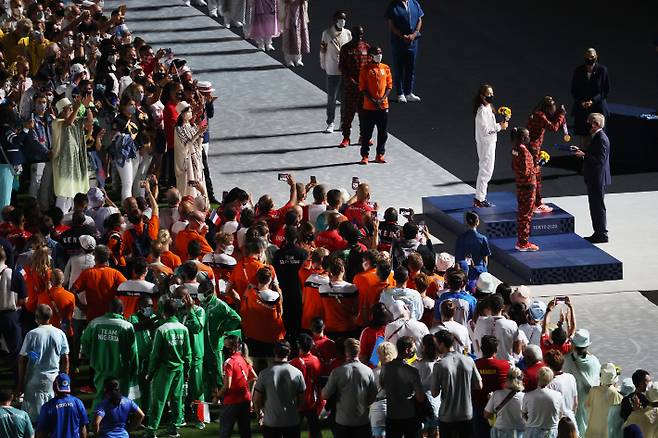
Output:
top-left (29, 246), bottom-right (51, 281)
top-left (158, 229), bottom-right (172, 247)
top-left (506, 367), bottom-right (525, 392)
top-left (377, 341), bottom-right (397, 365)
top-left (537, 367), bottom-right (555, 388)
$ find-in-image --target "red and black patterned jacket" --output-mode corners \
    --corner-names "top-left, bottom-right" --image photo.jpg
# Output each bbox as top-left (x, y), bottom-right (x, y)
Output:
top-left (512, 144), bottom-right (537, 186)
top-left (339, 40), bottom-right (371, 84)
top-left (526, 111), bottom-right (565, 158)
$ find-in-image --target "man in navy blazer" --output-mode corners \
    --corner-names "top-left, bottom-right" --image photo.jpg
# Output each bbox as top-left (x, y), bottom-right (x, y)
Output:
top-left (573, 113), bottom-right (611, 243)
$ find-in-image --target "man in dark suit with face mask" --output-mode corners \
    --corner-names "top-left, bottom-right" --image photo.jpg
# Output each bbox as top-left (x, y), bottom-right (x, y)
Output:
top-left (572, 113), bottom-right (611, 243)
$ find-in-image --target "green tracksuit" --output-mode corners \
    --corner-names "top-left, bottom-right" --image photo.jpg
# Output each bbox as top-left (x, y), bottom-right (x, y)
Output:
top-left (128, 311), bottom-right (157, 408)
top-left (146, 315), bottom-right (191, 432)
top-left (201, 295), bottom-right (242, 399)
top-left (177, 305), bottom-right (205, 405)
top-left (80, 312), bottom-right (139, 405)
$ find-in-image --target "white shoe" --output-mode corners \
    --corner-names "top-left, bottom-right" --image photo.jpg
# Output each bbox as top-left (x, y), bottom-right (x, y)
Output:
top-left (323, 122), bottom-right (335, 133)
top-left (397, 94), bottom-right (407, 103)
top-left (209, 9), bottom-right (218, 17)
top-left (257, 42), bottom-right (265, 51)
top-left (405, 93), bottom-right (421, 102)
top-left (295, 60), bottom-right (304, 67)
top-left (183, 0), bottom-right (191, 6)
top-left (234, 21), bottom-right (243, 28)
top-left (225, 23), bottom-right (231, 29)
top-left (266, 43), bottom-right (275, 51)
top-left (194, 0), bottom-right (207, 5)
top-left (286, 61), bottom-right (295, 67)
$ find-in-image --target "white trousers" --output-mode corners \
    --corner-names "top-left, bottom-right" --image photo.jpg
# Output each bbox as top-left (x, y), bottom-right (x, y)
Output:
top-left (56, 196), bottom-right (73, 213)
top-left (475, 139), bottom-right (496, 202)
top-left (116, 157), bottom-right (140, 202)
top-left (29, 162), bottom-right (46, 198)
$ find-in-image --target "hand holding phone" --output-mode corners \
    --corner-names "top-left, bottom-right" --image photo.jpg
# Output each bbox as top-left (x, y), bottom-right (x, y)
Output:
top-left (351, 177), bottom-right (360, 191)
top-left (310, 175), bottom-right (317, 184)
top-left (278, 173), bottom-right (289, 182)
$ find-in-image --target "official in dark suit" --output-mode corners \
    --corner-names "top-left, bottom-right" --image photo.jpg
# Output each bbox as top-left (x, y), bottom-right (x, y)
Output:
top-left (570, 48), bottom-right (610, 139)
top-left (573, 113), bottom-right (611, 243)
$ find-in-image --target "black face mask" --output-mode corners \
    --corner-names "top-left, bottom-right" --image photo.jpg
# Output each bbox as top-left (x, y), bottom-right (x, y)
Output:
top-left (585, 58), bottom-right (596, 66)
top-left (176, 91), bottom-right (184, 100)
top-left (484, 95), bottom-right (494, 103)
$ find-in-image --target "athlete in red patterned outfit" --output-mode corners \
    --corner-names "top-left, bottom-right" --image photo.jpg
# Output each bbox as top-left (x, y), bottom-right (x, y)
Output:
top-left (338, 26), bottom-right (370, 147)
top-left (526, 96), bottom-right (566, 212)
top-left (511, 127), bottom-right (540, 252)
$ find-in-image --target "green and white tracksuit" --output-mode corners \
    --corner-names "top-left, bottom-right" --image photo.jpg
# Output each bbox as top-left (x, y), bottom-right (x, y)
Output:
top-left (177, 305), bottom-right (205, 406)
top-left (146, 316), bottom-right (191, 432)
top-left (128, 311), bottom-right (157, 408)
top-left (80, 313), bottom-right (138, 405)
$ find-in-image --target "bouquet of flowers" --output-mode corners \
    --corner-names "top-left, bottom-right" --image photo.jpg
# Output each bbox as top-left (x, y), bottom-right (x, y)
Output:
top-left (497, 106), bottom-right (512, 121)
top-left (538, 150), bottom-right (551, 166)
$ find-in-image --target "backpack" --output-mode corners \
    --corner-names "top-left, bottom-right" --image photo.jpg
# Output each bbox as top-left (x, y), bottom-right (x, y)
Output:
top-left (128, 223), bottom-right (152, 257)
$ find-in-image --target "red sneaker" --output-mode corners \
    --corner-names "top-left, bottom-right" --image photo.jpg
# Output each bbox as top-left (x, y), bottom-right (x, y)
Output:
top-left (534, 204), bottom-right (554, 213)
top-left (358, 136), bottom-right (374, 146)
top-left (339, 138), bottom-right (350, 148)
top-left (515, 241), bottom-right (540, 252)
top-left (359, 156), bottom-right (369, 165)
top-left (375, 154), bottom-right (386, 163)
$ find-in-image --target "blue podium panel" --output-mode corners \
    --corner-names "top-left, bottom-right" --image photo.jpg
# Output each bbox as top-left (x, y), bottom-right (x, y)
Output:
top-left (422, 192), bottom-right (574, 239)
top-left (489, 235), bottom-right (623, 284)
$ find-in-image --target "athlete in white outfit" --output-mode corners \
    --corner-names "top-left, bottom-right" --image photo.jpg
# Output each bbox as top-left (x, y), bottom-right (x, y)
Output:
top-left (473, 84), bottom-right (508, 207)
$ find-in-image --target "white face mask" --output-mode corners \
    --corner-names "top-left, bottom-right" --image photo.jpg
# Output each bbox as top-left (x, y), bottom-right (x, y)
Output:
top-left (108, 55), bottom-right (117, 64)
top-left (373, 54), bottom-right (382, 63)
top-left (223, 244), bottom-right (235, 256)
top-left (11, 7), bottom-right (23, 17)
top-left (336, 19), bottom-right (346, 29)
top-left (183, 111), bottom-right (193, 122)
top-left (122, 35), bottom-right (132, 45)
top-left (89, 35), bottom-right (101, 45)
top-left (62, 37), bottom-right (73, 48)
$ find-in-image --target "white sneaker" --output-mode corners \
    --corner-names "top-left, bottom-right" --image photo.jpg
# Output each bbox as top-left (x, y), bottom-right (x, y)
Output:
top-left (234, 21), bottom-right (243, 28)
top-left (266, 43), bottom-right (275, 51)
top-left (286, 61), bottom-right (295, 67)
top-left (209, 9), bottom-right (218, 17)
top-left (183, 0), bottom-right (191, 6)
top-left (323, 122), bottom-right (335, 133)
top-left (405, 93), bottom-right (421, 102)
top-left (397, 94), bottom-right (407, 103)
top-left (194, 0), bottom-right (207, 5)
top-left (225, 23), bottom-right (231, 29)
top-left (295, 60), bottom-right (304, 67)
top-left (257, 42), bottom-right (265, 51)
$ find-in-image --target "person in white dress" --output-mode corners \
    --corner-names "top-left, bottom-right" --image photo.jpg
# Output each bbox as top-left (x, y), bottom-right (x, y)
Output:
top-left (473, 84), bottom-right (508, 208)
top-left (173, 101), bottom-right (207, 198)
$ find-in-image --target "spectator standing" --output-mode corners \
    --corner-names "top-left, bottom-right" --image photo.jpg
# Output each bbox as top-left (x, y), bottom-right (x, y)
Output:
top-left (358, 46), bottom-right (392, 165)
top-left (473, 294), bottom-right (523, 361)
top-left (584, 363), bottom-right (623, 438)
top-left (322, 338), bottom-right (377, 437)
top-left (384, 0), bottom-right (424, 103)
top-left (484, 367), bottom-right (526, 438)
top-left (433, 268), bottom-right (477, 326)
top-left (545, 350), bottom-right (578, 425)
top-left (35, 373), bottom-right (88, 438)
top-left (431, 299), bottom-right (470, 354)
top-left (18, 304), bottom-right (69, 422)
top-left (318, 257), bottom-right (358, 339)
top-left (623, 383), bottom-right (658, 438)
top-left (115, 257), bottom-right (155, 318)
top-left (80, 298), bottom-right (139, 406)
top-left (384, 301), bottom-right (429, 351)
top-left (0, 246), bottom-right (23, 380)
top-left (0, 389), bottom-right (33, 438)
top-left (320, 11), bottom-right (351, 133)
top-left (370, 341), bottom-right (397, 438)
top-left (563, 329), bottom-right (601, 436)
top-left (522, 345), bottom-right (545, 392)
top-left (473, 84), bottom-right (508, 208)
top-left (91, 378), bottom-right (145, 438)
top-left (620, 369), bottom-right (651, 422)
top-left (281, 0), bottom-right (310, 67)
top-left (379, 266), bottom-right (423, 321)
top-left (253, 341), bottom-right (307, 438)
top-left (144, 299), bottom-right (192, 438)
top-left (216, 335), bottom-right (257, 438)
top-left (473, 336), bottom-right (510, 437)
top-left (413, 334), bottom-right (441, 438)
top-left (289, 334), bottom-right (323, 438)
top-left (610, 378), bottom-right (635, 438)
top-left (127, 297), bottom-right (156, 409)
top-left (358, 303), bottom-right (391, 364)
top-left (431, 330), bottom-right (483, 438)
top-left (570, 48), bottom-right (610, 142)
top-left (520, 300), bottom-right (546, 346)
top-left (381, 336), bottom-right (425, 438)
top-left (522, 367), bottom-right (566, 438)
top-left (338, 25), bottom-right (370, 147)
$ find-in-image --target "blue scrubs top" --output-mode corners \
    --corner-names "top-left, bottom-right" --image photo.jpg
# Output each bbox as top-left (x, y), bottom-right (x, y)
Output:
top-left (384, 0), bottom-right (424, 46)
top-left (455, 229), bottom-right (491, 268)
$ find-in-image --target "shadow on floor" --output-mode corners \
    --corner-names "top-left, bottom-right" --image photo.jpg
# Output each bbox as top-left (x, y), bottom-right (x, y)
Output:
top-left (221, 160), bottom-right (360, 174)
top-left (129, 25), bottom-right (223, 34)
top-left (127, 14), bottom-right (200, 22)
top-left (175, 48), bottom-right (261, 57)
top-left (249, 104), bottom-right (326, 113)
top-left (210, 144), bottom-right (338, 157)
top-left (146, 36), bottom-right (243, 45)
top-left (127, 4), bottom-right (183, 12)
top-left (213, 130), bottom-right (323, 142)
top-left (193, 64), bottom-right (286, 74)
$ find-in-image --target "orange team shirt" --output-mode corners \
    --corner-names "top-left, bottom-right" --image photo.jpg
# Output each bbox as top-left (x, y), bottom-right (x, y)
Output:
top-left (160, 251), bottom-right (182, 271)
top-left (230, 256), bottom-right (276, 299)
top-left (354, 269), bottom-right (394, 327)
top-left (46, 286), bottom-right (76, 336)
top-left (359, 62), bottom-right (392, 111)
top-left (240, 289), bottom-right (285, 343)
top-left (194, 260), bottom-right (215, 279)
top-left (73, 266), bottom-right (127, 321)
top-left (175, 228), bottom-right (213, 262)
top-left (344, 201), bottom-right (375, 227)
top-left (24, 267), bottom-right (51, 313)
top-left (320, 285), bottom-right (358, 333)
top-left (301, 270), bottom-right (328, 330)
top-left (122, 215), bottom-right (159, 257)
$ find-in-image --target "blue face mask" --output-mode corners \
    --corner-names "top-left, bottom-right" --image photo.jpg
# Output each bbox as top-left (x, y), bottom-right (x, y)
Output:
top-left (174, 298), bottom-right (184, 309)
top-left (128, 105), bottom-right (136, 115)
top-left (142, 306), bottom-right (153, 317)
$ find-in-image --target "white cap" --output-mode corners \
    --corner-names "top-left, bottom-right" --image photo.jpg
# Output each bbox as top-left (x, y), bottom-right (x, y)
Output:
top-left (175, 101), bottom-right (190, 114)
top-left (79, 235), bottom-right (96, 251)
top-left (55, 98), bottom-right (73, 114)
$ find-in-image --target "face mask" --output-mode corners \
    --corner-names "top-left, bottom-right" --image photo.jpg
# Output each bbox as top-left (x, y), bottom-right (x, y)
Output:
top-left (94, 48), bottom-right (101, 58)
top-left (12, 7), bottom-right (23, 17)
top-left (224, 244), bottom-right (235, 256)
top-left (47, 94), bottom-right (54, 103)
top-left (128, 105), bottom-right (136, 115)
top-left (372, 54), bottom-right (382, 63)
top-left (36, 11), bottom-right (45, 21)
top-left (63, 37), bottom-right (73, 48)
top-left (137, 92), bottom-right (144, 102)
top-left (35, 102), bottom-right (47, 113)
top-left (176, 91), bottom-right (184, 100)
top-left (123, 35), bottom-right (132, 45)
top-left (336, 19), bottom-right (346, 29)
top-left (183, 111), bottom-right (193, 121)
top-left (585, 58), bottom-right (596, 66)
top-left (197, 294), bottom-right (207, 302)
top-left (173, 298), bottom-right (184, 309)
top-left (89, 35), bottom-right (101, 45)
top-left (142, 306), bottom-right (153, 317)
top-left (108, 55), bottom-right (117, 64)
top-left (484, 95), bottom-right (494, 103)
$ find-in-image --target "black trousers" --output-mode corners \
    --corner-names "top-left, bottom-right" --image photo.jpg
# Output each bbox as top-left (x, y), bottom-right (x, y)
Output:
top-left (201, 147), bottom-right (216, 200)
top-left (0, 310), bottom-right (22, 380)
top-left (360, 109), bottom-right (388, 157)
top-left (300, 410), bottom-right (322, 438)
top-left (586, 180), bottom-right (608, 237)
top-left (335, 423), bottom-right (371, 438)
top-left (386, 417), bottom-right (421, 438)
top-left (262, 424), bottom-right (300, 438)
top-left (439, 419), bottom-right (474, 438)
top-left (219, 402), bottom-right (252, 438)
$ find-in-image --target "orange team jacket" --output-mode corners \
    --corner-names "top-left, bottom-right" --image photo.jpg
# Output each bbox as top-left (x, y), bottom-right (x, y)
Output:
top-left (301, 270), bottom-right (329, 331)
top-left (73, 266), bottom-right (127, 321)
top-left (230, 256), bottom-right (276, 299)
top-left (122, 215), bottom-right (159, 257)
top-left (359, 62), bottom-right (392, 111)
top-left (24, 267), bottom-right (51, 313)
top-left (240, 288), bottom-right (285, 343)
top-left (33, 286), bottom-right (75, 336)
top-left (175, 228), bottom-right (213, 262)
top-left (354, 268), bottom-right (395, 327)
top-left (160, 251), bottom-right (181, 271)
top-left (319, 281), bottom-right (358, 333)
